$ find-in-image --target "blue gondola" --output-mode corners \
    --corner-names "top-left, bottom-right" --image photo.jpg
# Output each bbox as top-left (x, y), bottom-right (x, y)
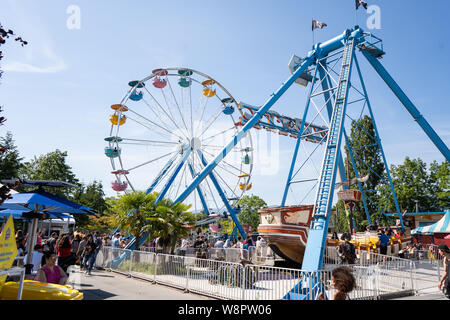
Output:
top-left (130, 90), bottom-right (143, 101)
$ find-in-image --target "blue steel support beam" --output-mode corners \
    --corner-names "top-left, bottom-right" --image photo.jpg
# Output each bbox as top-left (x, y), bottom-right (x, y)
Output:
top-left (146, 152), bottom-right (180, 194)
top-left (353, 54), bottom-right (404, 230)
top-left (155, 146), bottom-right (192, 204)
top-left (197, 150), bottom-right (246, 239)
top-left (281, 63), bottom-right (319, 207)
top-left (187, 162), bottom-right (210, 216)
top-left (362, 51), bottom-right (450, 162)
top-left (175, 54), bottom-right (317, 205)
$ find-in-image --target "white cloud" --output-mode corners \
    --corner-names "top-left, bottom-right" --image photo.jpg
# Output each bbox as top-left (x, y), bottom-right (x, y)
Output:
top-left (3, 45), bottom-right (67, 73)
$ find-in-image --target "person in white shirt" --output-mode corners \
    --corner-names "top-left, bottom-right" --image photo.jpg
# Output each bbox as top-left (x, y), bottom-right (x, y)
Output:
top-left (180, 238), bottom-right (189, 256)
top-left (24, 244), bottom-right (44, 272)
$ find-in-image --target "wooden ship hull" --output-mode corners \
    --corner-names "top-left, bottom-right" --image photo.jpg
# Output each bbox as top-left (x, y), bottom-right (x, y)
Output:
top-left (257, 205), bottom-right (314, 266)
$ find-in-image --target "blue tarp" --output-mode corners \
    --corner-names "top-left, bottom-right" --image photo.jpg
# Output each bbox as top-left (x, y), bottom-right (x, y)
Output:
top-left (0, 189), bottom-right (93, 215)
top-left (0, 210), bottom-right (73, 220)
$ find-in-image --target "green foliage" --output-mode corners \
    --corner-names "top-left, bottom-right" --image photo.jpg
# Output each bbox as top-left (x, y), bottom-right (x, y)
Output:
top-left (18, 149), bottom-right (79, 197)
top-left (237, 195), bottom-right (267, 232)
top-left (429, 161), bottom-right (450, 210)
top-left (0, 132), bottom-right (23, 180)
top-left (380, 158), bottom-right (449, 213)
top-left (342, 115), bottom-right (384, 228)
top-left (110, 191), bottom-right (195, 251)
top-left (71, 181), bottom-right (109, 231)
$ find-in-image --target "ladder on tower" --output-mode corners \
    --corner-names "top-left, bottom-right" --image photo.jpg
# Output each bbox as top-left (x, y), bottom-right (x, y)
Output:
top-left (283, 37), bottom-right (356, 300)
top-left (312, 38), bottom-right (355, 222)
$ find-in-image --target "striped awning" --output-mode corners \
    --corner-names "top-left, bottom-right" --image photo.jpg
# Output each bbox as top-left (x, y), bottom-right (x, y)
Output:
top-left (412, 210), bottom-right (450, 235)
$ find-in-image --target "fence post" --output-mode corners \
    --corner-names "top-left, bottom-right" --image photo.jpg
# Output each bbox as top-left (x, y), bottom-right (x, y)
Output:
top-left (185, 257), bottom-right (190, 293)
top-left (129, 250), bottom-right (133, 277)
top-left (409, 261), bottom-right (415, 294)
top-left (154, 253), bottom-right (157, 284)
top-left (241, 265), bottom-right (246, 300)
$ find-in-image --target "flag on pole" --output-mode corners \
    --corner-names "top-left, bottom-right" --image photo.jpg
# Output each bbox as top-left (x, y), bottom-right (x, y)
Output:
top-left (312, 19), bottom-right (327, 31)
top-left (356, 0), bottom-right (368, 10)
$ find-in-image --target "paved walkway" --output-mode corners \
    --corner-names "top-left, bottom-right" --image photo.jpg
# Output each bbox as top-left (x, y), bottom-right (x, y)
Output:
top-left (67, 266), bottom-right (213, 300)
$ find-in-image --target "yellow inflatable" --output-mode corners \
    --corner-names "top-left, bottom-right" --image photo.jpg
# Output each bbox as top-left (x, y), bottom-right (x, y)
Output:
top-left (0, 280), bottom-right (83, 300)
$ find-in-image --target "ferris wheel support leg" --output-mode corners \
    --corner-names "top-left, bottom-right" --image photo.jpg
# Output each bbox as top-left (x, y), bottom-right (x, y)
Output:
top-left (197, 150), bottom-right (246, 239)
top-left (175, 54), bottom-right (316, 206)
top-left (155, 147), bottom-right (192, 204)
top-left (362, 51), bottom-right (450, 162)
top-left (146, 153), bottom-right (180, 195)
top-left (187, 162), bottom-right (210, 216)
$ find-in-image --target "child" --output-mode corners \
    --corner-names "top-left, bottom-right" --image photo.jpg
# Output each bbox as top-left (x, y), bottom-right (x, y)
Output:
top-left (319, 266), bottom-right (356, 300)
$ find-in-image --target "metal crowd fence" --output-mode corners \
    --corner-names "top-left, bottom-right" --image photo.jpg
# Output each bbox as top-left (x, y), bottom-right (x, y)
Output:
top-left (94, 246), bottom-right (417, 300)
top-left (138, 246), bottom-right (277, 265)
top-left (323, 247), bottom-right (417, 298)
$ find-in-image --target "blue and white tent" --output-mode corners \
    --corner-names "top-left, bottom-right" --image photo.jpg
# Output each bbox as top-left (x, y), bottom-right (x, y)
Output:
top-left (412, 210), bottom-right (450, 235)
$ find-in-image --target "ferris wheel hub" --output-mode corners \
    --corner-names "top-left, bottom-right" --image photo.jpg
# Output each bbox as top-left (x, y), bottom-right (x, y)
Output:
top-left (190, 137), bottom-right (202, 151)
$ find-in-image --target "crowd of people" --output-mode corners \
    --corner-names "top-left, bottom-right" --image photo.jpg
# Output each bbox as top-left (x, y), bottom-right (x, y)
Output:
top-left (14, 229), bottom-right (109, 284)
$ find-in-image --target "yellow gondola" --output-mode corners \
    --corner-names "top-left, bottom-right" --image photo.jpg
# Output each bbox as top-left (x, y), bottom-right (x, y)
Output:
top-left (203, 88), bottom-right (216, 97)
top-left (239, 183), bottom-right (252, 191)
top-left (202, 79), bottom-right (216, 97)
top-left (110, 114), bottom-right (127, 126)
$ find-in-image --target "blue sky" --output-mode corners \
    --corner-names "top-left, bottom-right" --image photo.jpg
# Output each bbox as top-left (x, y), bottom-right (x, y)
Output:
top-left (1, 0), bottom-right (449, 206)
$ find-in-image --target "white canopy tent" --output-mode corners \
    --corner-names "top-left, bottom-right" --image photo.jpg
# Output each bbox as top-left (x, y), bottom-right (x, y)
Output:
top-left (412, 210), bottom-right (450, 235)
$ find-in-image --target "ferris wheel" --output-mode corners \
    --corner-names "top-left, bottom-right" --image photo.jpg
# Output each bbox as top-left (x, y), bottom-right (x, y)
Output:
top-left (105, 68), bottom-right (253, 215)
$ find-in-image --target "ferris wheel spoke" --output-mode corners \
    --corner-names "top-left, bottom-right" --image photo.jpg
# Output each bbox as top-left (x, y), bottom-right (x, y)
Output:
top-left (189, 78), bottom-right (194, 139)
top-left (126, 150), bottom-right (178, 172)
top-left (201, 148), bottom-right (246, 174)
top-left (141, 97), bottom-right (179, 135)
top-left (127, 113), bottom-right (183, 142)
top-left (197, 107), bottom-right (225, 139)
top-left (127, 107), bottom-right (184, 139)
top-left (142, 86), bottom-right (189, 139)
top-left (159, 85), bottom-right (189, 137)
top-left (121, 138), bottom-right (180, 145)
top-left (166, 77), bottom-right (190, 137)
top-left (194, 95), bottom-right (210, 137)
top-left (201, 126), bottom-right (236, 143)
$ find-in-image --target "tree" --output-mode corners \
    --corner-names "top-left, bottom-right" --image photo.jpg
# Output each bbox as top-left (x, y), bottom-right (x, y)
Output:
top-left (71, 181), bottom-right (109, 231)
top-left (111, 191), bottom-right (158, 251)
top-left (379, 157), bottom-right (443, 214)
top-left (429, 160), bottom-right (449, 210)
top-left (342, 115), bottom-right (385, 229)
top-left (152, 198), bottom-right (194, 252)
top-left (0, 132), bottom-right (23, 180)
top-left (237, 195), bottom-right (267, 233)
top-left (19, 149), bottom-right (79, 197)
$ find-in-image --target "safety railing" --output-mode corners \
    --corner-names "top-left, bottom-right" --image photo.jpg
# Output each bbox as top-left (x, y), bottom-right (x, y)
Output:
top-left (97, 246), bottom-right (419, 300)
top-left (323, 248), bottom-right (417, 298)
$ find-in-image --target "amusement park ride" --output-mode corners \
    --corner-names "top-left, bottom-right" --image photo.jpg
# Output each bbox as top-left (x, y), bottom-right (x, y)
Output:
top-left (105, 26), bottom-right (449, 299)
